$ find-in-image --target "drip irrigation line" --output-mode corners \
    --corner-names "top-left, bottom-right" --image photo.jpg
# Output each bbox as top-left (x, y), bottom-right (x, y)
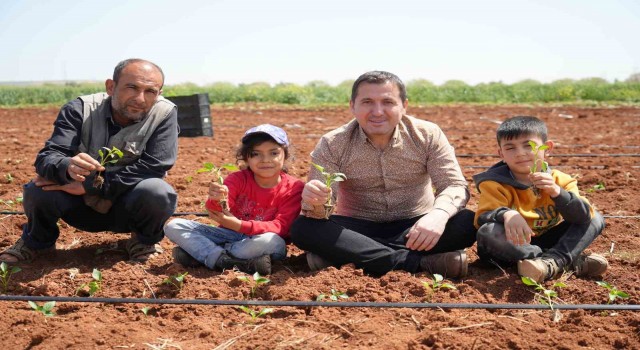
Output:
top-left (457, 154), bottom-right (640, 158)
top-left (2, 211), bottom-right (640, 219)
top-left (1, 295), bottom-right (639, 311)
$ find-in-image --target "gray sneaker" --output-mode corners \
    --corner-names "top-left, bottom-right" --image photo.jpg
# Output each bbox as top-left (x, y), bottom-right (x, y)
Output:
top-left (306, 252), bottom-right (333, 272)
top-left (419, 250), bottom-right (468, 278)
top-left (573, 253), bottom-right (608, 277)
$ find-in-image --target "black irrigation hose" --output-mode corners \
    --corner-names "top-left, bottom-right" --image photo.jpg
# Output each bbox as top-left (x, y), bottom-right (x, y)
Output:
top-left (1, 295), bottom-right (639, 311)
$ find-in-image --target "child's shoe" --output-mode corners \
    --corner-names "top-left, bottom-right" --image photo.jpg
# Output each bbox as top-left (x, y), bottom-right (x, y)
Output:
top-left (573, 253), bottom-right (608, 277)
top-left (172, 247), bottom-right (203, 268)
top-left (215, 251), bottom-right (271, 275)
top-left (518, 257), bottom-right (561, 283)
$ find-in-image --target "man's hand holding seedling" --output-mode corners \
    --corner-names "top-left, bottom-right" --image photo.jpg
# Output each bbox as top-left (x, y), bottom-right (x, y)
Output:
top-left (67, 153), bottom-right (105, 182)
top-left (528, 172), bottom-right (561, 198)
top-left (406, 210), bottom-right (448, 251)
top-left (503, 210), bottom-right (532, 245)
top-left (302, 179), bottom-right (331, 206)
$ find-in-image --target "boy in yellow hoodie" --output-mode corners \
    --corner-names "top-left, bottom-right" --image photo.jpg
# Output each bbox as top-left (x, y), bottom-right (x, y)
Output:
top-left (473, 116), bottom-right (608, 283)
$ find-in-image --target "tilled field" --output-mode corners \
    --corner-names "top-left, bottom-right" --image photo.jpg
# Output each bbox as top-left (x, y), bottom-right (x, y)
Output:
top-left (0, 105), bottom-right (638, 349)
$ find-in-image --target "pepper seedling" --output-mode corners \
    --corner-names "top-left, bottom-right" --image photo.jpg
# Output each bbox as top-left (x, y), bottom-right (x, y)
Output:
top-left (28, 301), bottom-right (56, 317)
top-left (238, 306), bottom-right (273, 322)
top-left (596, 281), bottom-right (630, 304)
top-left (521, 276), bottom-right (566, 322)
top-left (76, 268), bottom-right (102, 297)
top-left (237, 272), bottom-right (270, 299)
top-left (311, 162), bottom-right (347, 219)
top-left (316, 288), bottom-right (349, 301)
top-left (528, 141), bottom-right (549, 197)
top-left (0, 262), bottom-right (21, 294)
top-left (162, 272), bottom-right (188, 292)
top-left (196, 163), bottom-right (239, 211)
top-left (93, 146), bottom-right (124, 189)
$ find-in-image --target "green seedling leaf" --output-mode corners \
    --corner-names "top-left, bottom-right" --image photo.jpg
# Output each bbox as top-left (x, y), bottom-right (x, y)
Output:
top-left (196, 162), bottom-right (239, 210)
top-left (141, 307), bottom-right (151, 316)
top-left (0, 261), bottom-right (21, 293)
top-left (238, 272), bottom-right (270, 298)
top-left (76, 268), bottom-right (103, 296)
top-left (238, 306), bottom-right (274, 321)
top-left (162, 272), bottom-right (188, 291)
top-left (597, 281), bottom-right (630, 304)
top-left (521, 275), bottom-right (565, 319)
top-left (28, 301), bottom-right (56, 317)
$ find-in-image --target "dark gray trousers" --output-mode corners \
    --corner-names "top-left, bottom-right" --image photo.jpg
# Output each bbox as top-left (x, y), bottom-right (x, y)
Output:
top-left (21, 178), bottom-right (177, 250)
top-left (476, 212), bottom-right (605, 267)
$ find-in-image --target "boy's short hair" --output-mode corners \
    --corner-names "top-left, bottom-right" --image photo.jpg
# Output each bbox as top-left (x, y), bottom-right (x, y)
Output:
top-left (496, 116), bottom-right (548, 145)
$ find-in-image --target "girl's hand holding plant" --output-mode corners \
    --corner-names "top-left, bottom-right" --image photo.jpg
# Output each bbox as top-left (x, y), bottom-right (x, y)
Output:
top-left (208, 182), bottom-right (229, 203)
top-left (208, 210), bottom-right (242, 232)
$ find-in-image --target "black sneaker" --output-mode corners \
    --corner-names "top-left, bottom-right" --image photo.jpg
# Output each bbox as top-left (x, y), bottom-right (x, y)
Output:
top-left (215, 251), bottom-right (272, 275)
top-left (172, 247), bottom-right (203, 267)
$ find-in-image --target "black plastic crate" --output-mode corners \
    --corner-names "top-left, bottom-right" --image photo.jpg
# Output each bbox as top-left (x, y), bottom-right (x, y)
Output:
top-left (167, 93), bottom-right (213, 137)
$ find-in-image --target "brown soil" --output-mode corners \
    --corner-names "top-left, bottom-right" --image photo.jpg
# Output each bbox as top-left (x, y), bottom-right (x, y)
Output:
top-left (0, 105), bottom-right (639, 349)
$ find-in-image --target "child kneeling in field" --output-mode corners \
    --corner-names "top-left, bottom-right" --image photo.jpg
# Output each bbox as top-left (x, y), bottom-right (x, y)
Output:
top-left (164, 124), bottom-right (304, 275)
top-left (473, 116), bottom-right (608, 283)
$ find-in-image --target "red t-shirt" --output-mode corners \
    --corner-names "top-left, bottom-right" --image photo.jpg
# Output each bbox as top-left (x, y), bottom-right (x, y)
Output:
top-left (205, 169), bottom-right (304, 239)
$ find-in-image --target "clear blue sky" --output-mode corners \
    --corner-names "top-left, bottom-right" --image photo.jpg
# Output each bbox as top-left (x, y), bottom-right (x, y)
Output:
top-left (1, 0), bottom-right (638, 86)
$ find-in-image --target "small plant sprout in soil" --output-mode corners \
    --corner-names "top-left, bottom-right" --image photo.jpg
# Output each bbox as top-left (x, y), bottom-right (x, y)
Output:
top-left (238, 306), bottom-right (274, 322)
top-left (311, 162), bottom-right (347, 219)
top-left (596, 281), bottom-right (630, 304)
top-left (93, 146), bottom-right (124, 189)
top-left (316, 288), bottom-right (349, 301)
top-left (28, 301), bottom-right (56, 317)
top-left (162, 272), bottom-right (188, 292)
top-left (76, 268), bottom-right (102, 297)
top-left (588, 182), bottom-right (606, 193)
top-left (196, 163), bottom-right (239, 211)
top-left (141, 307), bottom-right (152, 316)
top-left (0, 262), bottom-right (21, 294)
top-left (421, 274), bottom-right (456, 301)
top-left (528, 140), bottom-right (549, 198)
top-left (521, 276), bottom-right (566, 322)
top-left (237, 272), bottom-right (270, 299)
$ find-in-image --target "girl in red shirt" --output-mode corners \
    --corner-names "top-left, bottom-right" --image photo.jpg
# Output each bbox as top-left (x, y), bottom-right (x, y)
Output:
top-left (164, 124), bottom-right (304, 275)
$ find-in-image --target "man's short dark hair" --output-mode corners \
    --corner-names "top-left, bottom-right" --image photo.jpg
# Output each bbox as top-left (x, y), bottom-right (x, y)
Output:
top-left (113, 58), bottom-right (165, 88)
top-left (351, 71), bottom-right (407, 103)
top-left (496, 116), bottom-right (548, 145)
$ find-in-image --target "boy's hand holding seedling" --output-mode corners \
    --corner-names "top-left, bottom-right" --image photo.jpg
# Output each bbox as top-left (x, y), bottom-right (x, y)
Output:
top-left (528, 172), bottom-right (561, 198)
top-left (503, 210), bottom-right (533, 245)
top-left (527, 141), bottom-right (559, 198)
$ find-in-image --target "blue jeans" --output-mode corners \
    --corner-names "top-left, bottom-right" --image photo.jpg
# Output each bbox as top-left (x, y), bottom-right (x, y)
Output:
top-left (164, 218), bottom-right (287, 269)
top-left (476, 212), bottom-right (605, 267)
